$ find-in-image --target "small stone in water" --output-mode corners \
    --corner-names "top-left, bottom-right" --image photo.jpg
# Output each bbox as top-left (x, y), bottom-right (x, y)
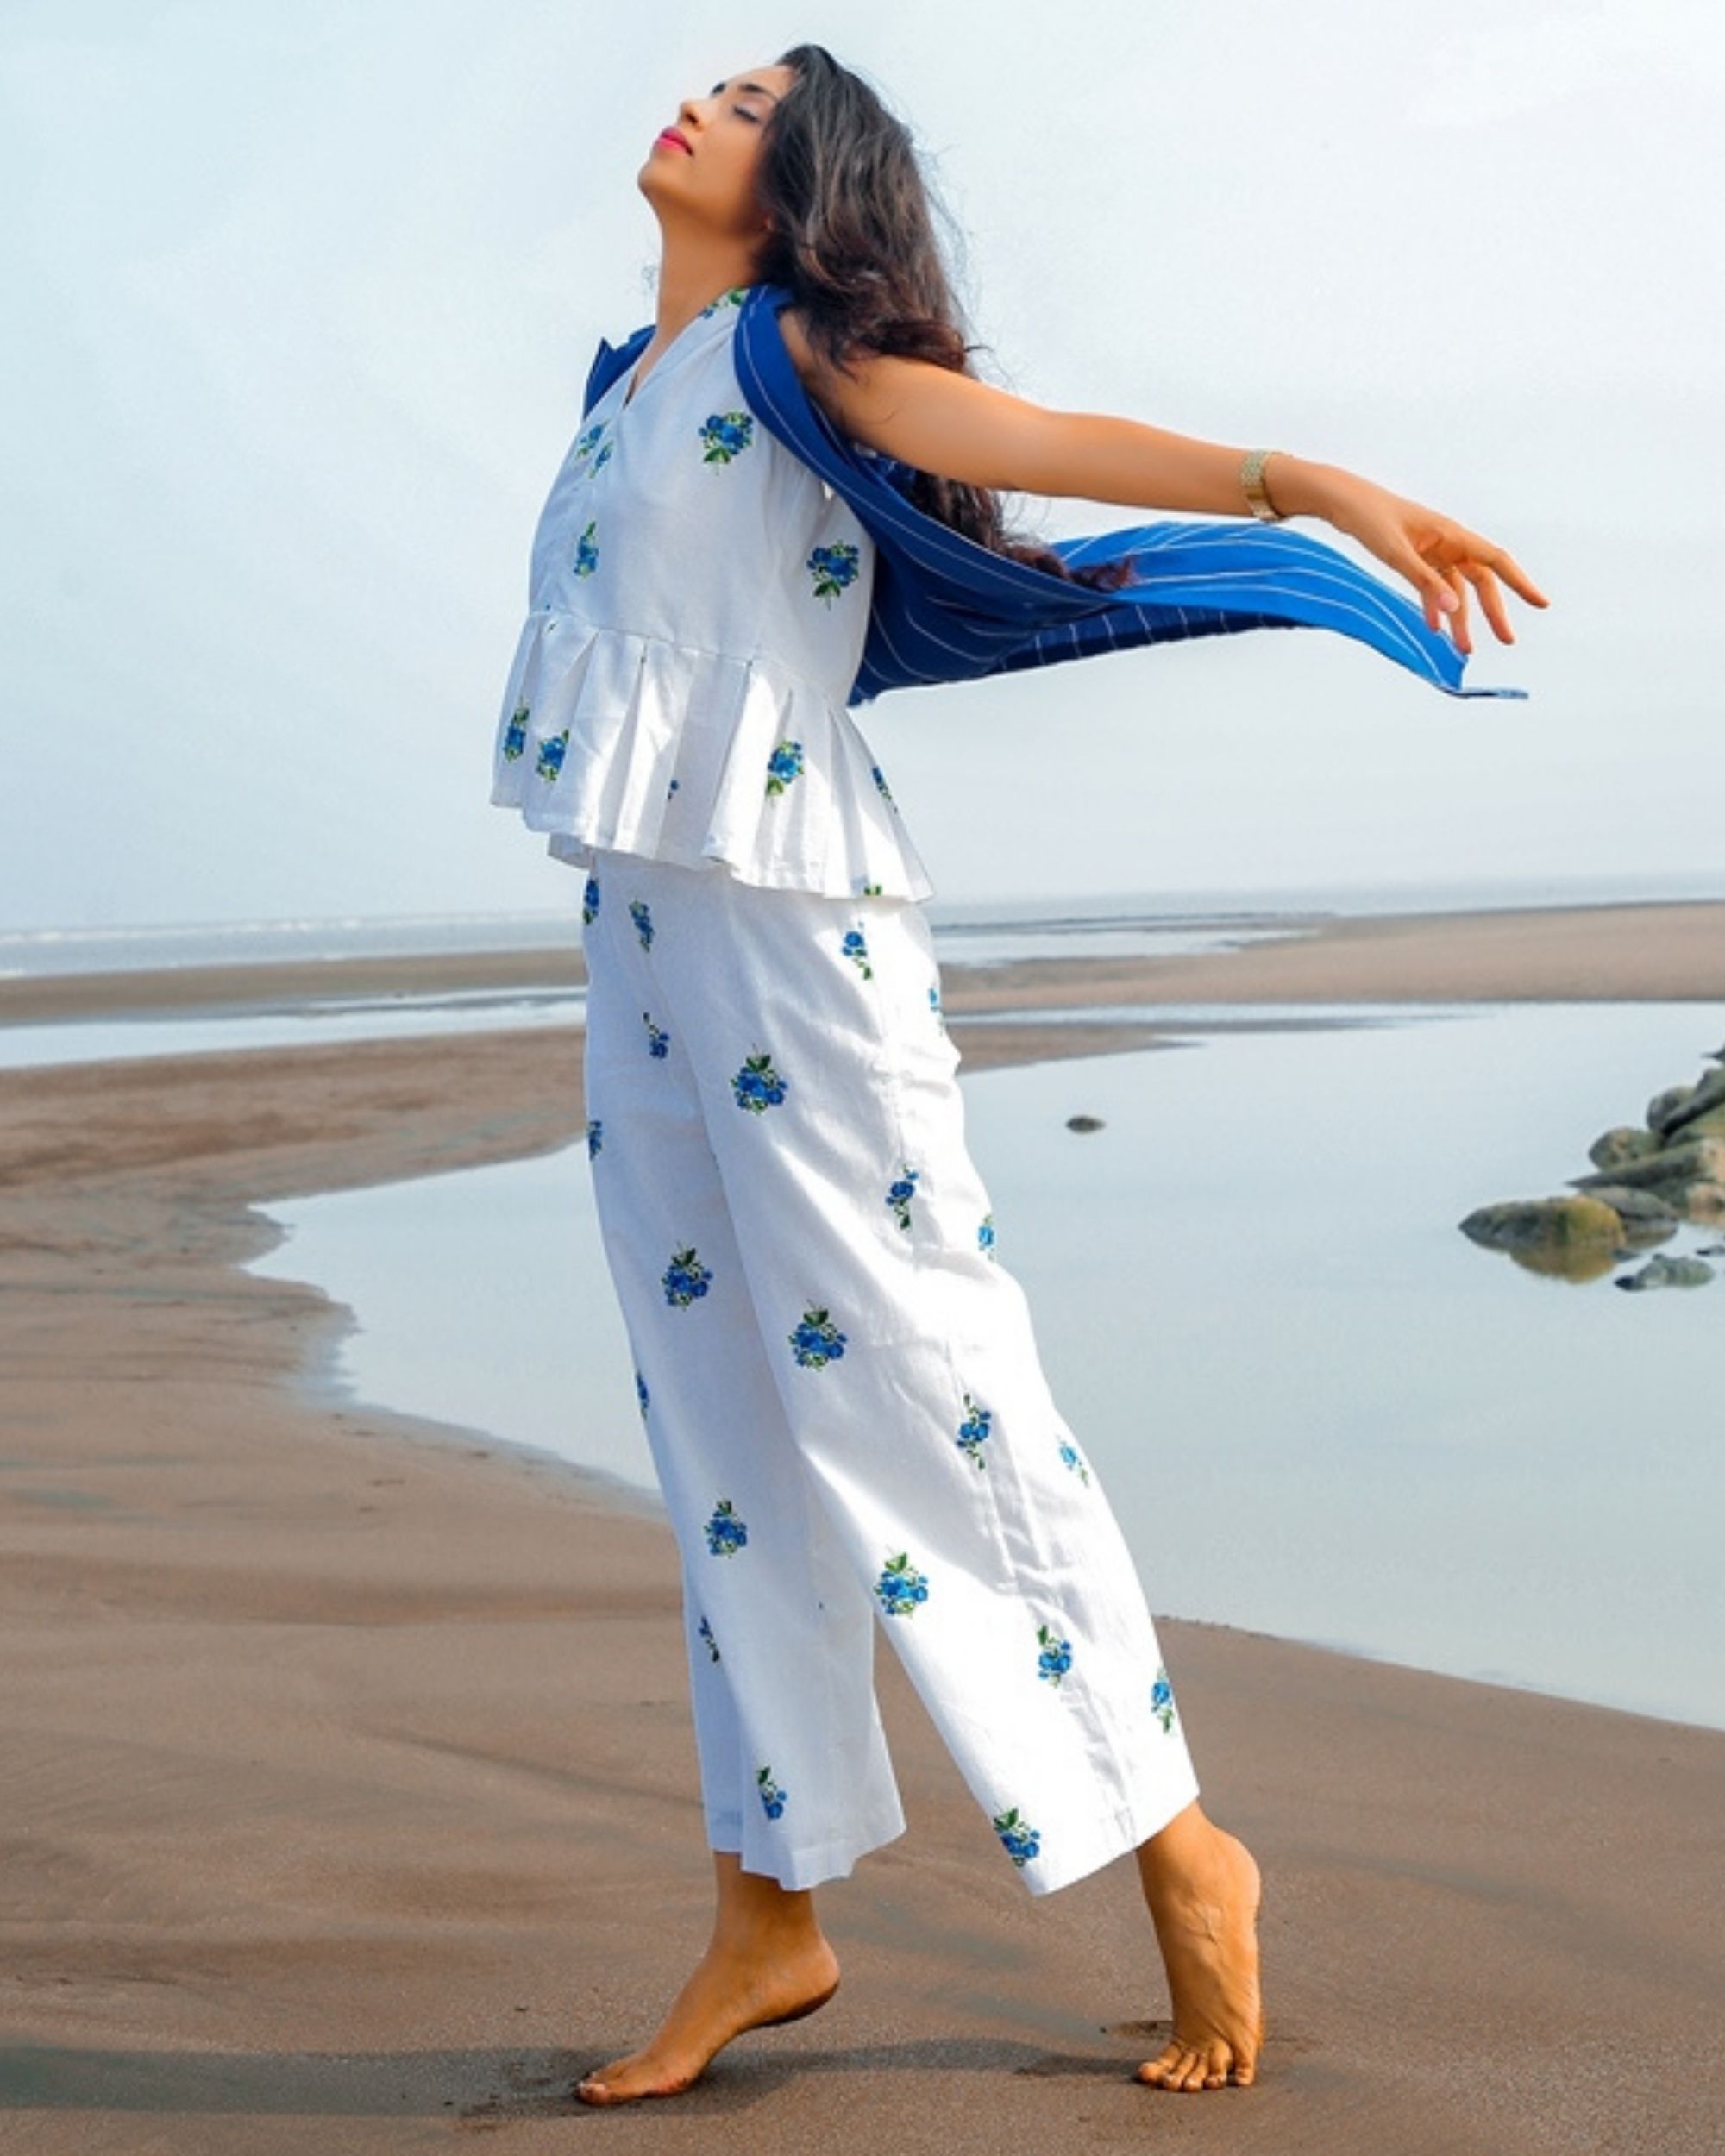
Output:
top-left (1614, 1253), bottom-right (1716, 1291)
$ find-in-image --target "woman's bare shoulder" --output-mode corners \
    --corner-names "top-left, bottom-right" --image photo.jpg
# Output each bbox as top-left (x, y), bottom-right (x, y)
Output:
top-left (775, 304), bottom-right (853, 421)
top-left (775, 304), bottom-right (923, 448)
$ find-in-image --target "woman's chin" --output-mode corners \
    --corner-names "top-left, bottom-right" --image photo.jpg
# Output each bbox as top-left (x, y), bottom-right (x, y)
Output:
top-left (636, 162), bottom-right (686, 204)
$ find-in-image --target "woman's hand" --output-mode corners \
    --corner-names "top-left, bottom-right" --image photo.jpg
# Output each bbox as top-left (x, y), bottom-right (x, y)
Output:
top-left (1307, 467), bottom-right (1551, 655)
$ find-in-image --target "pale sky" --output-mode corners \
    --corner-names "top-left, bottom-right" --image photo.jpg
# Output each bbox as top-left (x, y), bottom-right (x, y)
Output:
top-left (3, 0), bottom-right (1722, 931)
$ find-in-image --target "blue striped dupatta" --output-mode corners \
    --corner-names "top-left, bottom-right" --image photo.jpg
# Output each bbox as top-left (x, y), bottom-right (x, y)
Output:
top-left (582, 283), bottom-right (1527, 710)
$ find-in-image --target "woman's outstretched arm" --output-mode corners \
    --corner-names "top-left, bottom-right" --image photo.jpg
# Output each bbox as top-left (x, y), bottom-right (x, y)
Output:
top-left (779, 310), bottom-right (1551, 655)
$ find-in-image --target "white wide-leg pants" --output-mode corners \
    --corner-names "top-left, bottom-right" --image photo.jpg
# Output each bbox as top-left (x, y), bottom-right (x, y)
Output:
top-left (578, 845), bottom-right (1200, 1895)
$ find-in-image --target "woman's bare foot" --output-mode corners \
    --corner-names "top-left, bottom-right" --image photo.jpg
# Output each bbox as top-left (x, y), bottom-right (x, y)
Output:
top-left (574, 1853), bottom-right (840, 2104)
top-left (1132, 1800), bottom-right (1264, 2091)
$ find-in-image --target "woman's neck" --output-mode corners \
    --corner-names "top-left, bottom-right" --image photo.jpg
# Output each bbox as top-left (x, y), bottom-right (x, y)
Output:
top-left (648, 239), bottom-right (765, 342)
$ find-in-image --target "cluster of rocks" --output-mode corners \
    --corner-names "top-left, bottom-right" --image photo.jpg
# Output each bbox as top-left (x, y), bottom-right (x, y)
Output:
top-left (1460, 1041), bottom-right (1725, 1288)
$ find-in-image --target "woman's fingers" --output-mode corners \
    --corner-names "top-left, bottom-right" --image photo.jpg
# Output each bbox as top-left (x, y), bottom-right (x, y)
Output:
top-left (1369, 492), bottom-right (1550, 649)
top-left (1463, 561), bottom-right (1514, 644)
top-left (1402, 543), bottom-right (1464, 636)
top-left (1450, 532), bottom-right (1552, 619)
top-left (1487, 545), bottom-right (1551, 608)
top-left (1437, 564), bottom-right (1472, 652)
top-left (1414, 522), bottom-right (1551, 649)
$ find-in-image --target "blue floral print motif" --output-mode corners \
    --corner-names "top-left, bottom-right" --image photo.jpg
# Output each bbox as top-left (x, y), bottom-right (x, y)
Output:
top-left (572, 517), bottom-right (599, 578)
top-left (875, 1550), bottom-right (929, 1617)
top-left (630, 898), bottom-right (654, 950)
top-left (1057, 1438), bottom-right (1091, 1487)
top-left (765, 738), bottom-right (805, 797)
top-left (885, 1164), bottom-right (919, 1232)
top-left (586, 1117), bottom-right (602, 1158)
top-left (1036, 1622), bottom-right (1074, 1687)
top-left (643, 1011), bottom-right (671, 1059)
top-left (699, 1614), bottom-right (720, 1662)
top-left (955, 1390), bottom-right (993, 1468)
top-left (929, 982), bottom-right (947, 1035)
top-left (662, 1244), bottom-right (712, 1307)
top-left (789, 1304), bottom-right (847, 1369)
top-left (842, 926), bottom-right (873, 979)
top-left (756, 1764), bottom-right (787, 1818)
top-left (571, 420), bottom-right (612, 481)
top-left (699, 411), bottom-right (755, 464)
top-left (635, 1368), bottom-right (649, 1418)
top-left (535, 728), bottom-right (569, 781)
top-left (1151, 1664), bottom-right (1177, 1732)
top-left (704, 1497), bottom-right (748, 1556)
top-left (699, 285), bottom-right (749, 317)
top-left (807, 540), bottom-right (861, 604)
top-left (978, 1212), bottom-right (996, 1260)
top-left (581, 874), bottom-right (600, 925)
top-left (732, 1050), bottom-right (787, 1113)
top-left (871, 761), bottom-right (896, 807)
top-left (502, 703), bottom-right (530, 761)
top-left (992, 1806), bottom-right (1042, 1867)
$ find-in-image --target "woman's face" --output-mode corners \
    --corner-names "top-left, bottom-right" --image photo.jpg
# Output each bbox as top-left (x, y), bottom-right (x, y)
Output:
top-left (638, 60), bottom-right (795, 242)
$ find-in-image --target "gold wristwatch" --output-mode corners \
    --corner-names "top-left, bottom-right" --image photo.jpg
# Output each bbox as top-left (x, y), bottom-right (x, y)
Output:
top-left (1239, 448), bottom-right (1287, 523)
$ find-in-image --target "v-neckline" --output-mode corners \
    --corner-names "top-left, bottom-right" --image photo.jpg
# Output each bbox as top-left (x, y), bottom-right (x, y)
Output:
top-left (618, 285), bottom-right (752, 414)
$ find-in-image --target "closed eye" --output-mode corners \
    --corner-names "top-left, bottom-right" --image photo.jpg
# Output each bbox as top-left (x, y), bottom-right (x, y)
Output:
top-left (733, 104), bottom-right (759, 120)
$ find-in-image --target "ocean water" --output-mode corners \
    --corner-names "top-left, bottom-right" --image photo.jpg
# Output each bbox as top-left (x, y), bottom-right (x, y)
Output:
top-left (0, 988), bottom-right (583, 1073)
top-left (242, 999), bottom-right (1725, 1733)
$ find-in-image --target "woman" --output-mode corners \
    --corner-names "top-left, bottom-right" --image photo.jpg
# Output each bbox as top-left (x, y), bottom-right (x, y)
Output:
top-left (489, 44), bottom-right (1548, 2109)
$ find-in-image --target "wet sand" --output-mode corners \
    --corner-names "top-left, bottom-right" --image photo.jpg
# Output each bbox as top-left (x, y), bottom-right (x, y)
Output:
top-left (3, 898), bottom-right (1722, 2153)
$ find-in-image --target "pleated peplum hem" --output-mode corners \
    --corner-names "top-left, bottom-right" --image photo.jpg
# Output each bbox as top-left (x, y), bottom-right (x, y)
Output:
top-left (489, 611), bottom-right (935, 900)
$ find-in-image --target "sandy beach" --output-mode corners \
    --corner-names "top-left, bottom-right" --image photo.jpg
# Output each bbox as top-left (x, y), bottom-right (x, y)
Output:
top-left (3, 898), bottom-right (1722, 2154)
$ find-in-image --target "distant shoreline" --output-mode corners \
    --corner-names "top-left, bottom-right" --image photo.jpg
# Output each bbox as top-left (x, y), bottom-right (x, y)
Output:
top-left (3, 893), bottom-right (1725, 1027)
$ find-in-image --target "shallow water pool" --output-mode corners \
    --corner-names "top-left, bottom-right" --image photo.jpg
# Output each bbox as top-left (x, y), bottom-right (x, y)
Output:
top-left (243, 1000), bottom-right (1725, 1732)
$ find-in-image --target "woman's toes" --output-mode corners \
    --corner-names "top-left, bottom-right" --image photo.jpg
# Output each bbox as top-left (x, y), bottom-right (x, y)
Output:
top-left (575, 2059), bottom-right (619, 2097)
top-left (574, 2065), bottom-right (632, 2104)
top-left (1138, 2035), bottom-right (1250, 2092)
top-left (574, 2053), bottom-right (674, 2104)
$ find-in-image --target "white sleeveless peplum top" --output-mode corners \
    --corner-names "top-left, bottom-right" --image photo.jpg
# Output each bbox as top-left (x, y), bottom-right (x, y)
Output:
top-left (487, 282), bottom-right (935, 901)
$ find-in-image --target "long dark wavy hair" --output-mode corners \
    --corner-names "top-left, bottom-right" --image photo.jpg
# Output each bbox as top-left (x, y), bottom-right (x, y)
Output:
top-left (745, 42), bottom-right (1132, 594)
